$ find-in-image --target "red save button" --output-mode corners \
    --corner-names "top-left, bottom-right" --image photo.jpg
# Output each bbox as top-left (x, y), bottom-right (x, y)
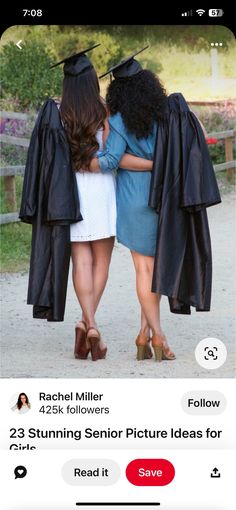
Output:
top-left (126, 459), bottom-right (175, 486)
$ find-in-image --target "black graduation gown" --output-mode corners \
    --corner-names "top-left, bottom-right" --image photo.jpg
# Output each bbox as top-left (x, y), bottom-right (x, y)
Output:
top-left (149, 93), bottom-right (221, 314)
top-left (19, 99), bottom-right (82, 321)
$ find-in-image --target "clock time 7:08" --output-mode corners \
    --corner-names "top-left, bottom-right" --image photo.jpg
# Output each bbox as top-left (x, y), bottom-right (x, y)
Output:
top-left (23, 9), bottom-right (43, 16)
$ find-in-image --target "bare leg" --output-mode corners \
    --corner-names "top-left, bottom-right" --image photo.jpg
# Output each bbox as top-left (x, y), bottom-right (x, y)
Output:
top-left (131, 250), bottom-right (174, 356)
top-left (89, 237), bottom-right (115, 348)
top-left (140, 308), bottom-right (149, 335)
top-left (91, 237), bottom-right (115, 312)
top-left (71, 242), bottom-right (96, 329)
top-left (131, 250), bottom-right (162, 335)
top-left (71, 237), bottom-right (114, 350)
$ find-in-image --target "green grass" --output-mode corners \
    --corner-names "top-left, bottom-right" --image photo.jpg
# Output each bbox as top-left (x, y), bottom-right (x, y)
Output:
top-left (1, 178), bottom-right (31, 273)
top-left (0, 176), bottom-right (24, 213)
top-left (0, 222), bottom-right (31, 273)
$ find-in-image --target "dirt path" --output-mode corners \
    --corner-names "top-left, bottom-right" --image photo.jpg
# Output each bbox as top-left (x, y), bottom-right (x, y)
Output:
top-left (1, 192), bottom-right (235, 378)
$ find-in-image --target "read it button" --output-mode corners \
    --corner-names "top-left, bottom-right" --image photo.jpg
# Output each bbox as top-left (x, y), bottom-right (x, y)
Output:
top-left (126, 459), bottom-right (175, 486)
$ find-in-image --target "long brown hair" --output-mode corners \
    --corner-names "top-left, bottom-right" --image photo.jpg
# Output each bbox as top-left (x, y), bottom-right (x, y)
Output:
top-left (16, 393), bottom-right (30, 410)
top-left (60, 68), bottom-right (107, 170)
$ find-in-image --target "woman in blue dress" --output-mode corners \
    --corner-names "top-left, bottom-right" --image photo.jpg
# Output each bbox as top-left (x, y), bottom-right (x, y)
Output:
top-left (89, 52), bottom-right (175, 361)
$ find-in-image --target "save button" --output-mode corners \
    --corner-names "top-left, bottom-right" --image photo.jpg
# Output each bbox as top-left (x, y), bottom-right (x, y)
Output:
top-left (126, 459), bottom-right (175, 486)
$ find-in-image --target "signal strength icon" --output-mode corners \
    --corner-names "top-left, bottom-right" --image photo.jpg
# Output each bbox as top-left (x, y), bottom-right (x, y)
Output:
top-left (182, 10), bottom-right (193, 16)
top-left (196, 9), bottom-right (206, 16)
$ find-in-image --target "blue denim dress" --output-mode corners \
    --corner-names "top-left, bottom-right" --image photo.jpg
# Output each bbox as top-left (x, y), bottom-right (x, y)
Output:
top-left (98, 112), bottom-right (158, 256)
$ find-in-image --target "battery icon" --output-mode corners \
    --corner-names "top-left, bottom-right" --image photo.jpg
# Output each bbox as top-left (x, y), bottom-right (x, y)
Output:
top-left (208, 9), bottom-right (224, 17)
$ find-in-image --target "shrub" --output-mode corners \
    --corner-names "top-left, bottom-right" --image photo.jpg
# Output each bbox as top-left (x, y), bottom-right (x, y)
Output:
top-left (192, 103), bottom-right (236, 164)
top-left (0, 117), bottom-right (34, 167)
top-left (0, 41), bottom-right (62, 110)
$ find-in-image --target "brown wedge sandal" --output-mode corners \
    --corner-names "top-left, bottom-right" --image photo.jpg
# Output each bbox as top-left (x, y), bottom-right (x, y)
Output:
top-left (136, 332), bottom-right (153, 361)
top-left (74, 320), bottom-right (90, 359)
top-left (151, 333), bottom-right (176, 362)
top-left (86, 327), bottom-right (107, 361)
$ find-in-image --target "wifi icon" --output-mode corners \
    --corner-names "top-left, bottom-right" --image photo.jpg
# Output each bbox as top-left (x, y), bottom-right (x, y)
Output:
top-left (196, 9), bottom-right (206, 16)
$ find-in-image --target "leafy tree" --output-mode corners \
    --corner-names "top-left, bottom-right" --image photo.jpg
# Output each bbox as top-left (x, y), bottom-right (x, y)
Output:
top-left (48, 29), bottom-right (122, 74)
top-left (0, 41), bottom-right (62, 110)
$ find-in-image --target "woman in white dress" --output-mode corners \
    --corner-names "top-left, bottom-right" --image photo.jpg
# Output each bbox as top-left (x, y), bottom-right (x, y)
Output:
top-left (59, 47), bottom-right (151, 361)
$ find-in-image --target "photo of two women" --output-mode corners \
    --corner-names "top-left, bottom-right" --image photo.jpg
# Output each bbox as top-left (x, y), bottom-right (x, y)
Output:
top-left (0, 25), bottom-right (235, 378)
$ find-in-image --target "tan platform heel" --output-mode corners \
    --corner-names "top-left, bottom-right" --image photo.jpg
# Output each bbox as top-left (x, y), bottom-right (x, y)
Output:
top-left (86, 328), bottom-right (107, 361)
top-left (151, 333), bottom-right (176, 362)
top-left (136, 332), bottom-right (153, 361)
top-left (152, 345), bottom-right (163, 362)
top-left (136, 344), bottom-right (146, 361)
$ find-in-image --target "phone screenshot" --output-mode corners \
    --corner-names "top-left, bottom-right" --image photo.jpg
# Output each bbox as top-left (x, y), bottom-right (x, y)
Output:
top-left (0, 7), bottom-right (235, 510)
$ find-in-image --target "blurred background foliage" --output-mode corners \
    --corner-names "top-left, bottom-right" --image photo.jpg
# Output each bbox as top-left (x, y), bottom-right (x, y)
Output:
top-left (0, 41), bottom-right (62, 109)
top-left (1, 24), bottom-right (235, 164)
top-left (0, 25), bottom-right (235, 110)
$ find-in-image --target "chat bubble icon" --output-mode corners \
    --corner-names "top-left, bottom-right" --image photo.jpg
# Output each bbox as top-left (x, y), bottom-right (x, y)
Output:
top-left (14, 465), bottom-right (27, 479)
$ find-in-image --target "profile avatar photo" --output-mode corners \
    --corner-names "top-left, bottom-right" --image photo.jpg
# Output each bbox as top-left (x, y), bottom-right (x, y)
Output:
top-left (11, 393), bottom-right (31, 414)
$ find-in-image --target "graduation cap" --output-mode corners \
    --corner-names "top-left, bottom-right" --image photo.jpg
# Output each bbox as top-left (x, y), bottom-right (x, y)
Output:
top-left (50, 43), bottom-right (100, 77)
top-left (99, 45), bottom-right (149, 79)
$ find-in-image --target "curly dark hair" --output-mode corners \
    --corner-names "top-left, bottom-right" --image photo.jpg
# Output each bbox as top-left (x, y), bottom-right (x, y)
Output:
top-left (60, 68), bottom-right (107, 171)
top-left (106, 69), bottom-right (168, 139)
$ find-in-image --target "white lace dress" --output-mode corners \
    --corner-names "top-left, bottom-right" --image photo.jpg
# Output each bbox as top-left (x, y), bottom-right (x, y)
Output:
top-left (70, 129), bottom-right (116, 242)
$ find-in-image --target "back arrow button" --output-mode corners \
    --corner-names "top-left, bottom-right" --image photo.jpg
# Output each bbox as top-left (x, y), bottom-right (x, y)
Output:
top-left (16, 40), bottom-right (23, 50)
